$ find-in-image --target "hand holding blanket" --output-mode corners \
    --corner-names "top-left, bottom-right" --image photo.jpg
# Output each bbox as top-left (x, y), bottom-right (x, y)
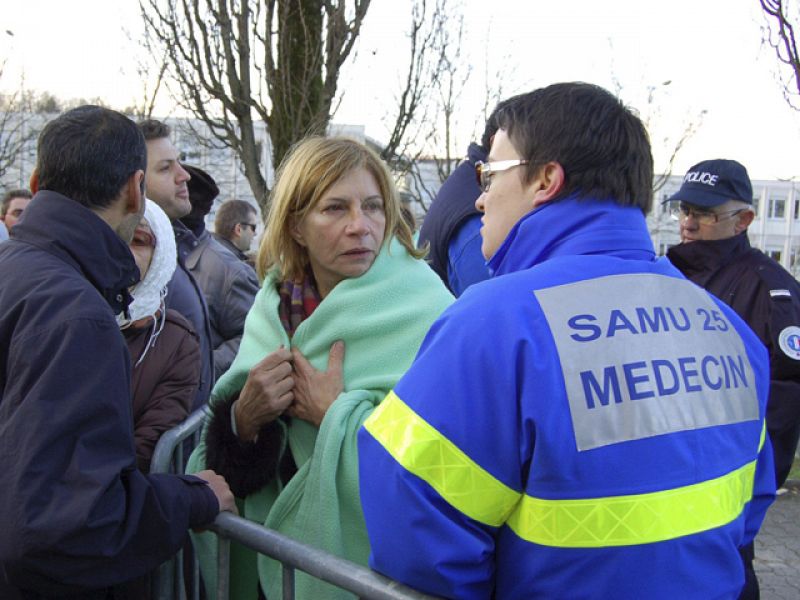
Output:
top-left (187, 239), bottom-right (453, 599)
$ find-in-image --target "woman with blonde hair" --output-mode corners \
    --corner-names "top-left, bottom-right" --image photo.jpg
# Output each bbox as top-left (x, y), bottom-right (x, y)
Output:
top-left (187, 137), bottom-right (453, 599)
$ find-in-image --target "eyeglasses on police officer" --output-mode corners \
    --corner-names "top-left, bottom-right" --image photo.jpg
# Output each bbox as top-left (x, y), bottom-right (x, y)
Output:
top-left (670, 203), bottom-right (746, 226)
top-left (475, 159), bottom-right (529, 193)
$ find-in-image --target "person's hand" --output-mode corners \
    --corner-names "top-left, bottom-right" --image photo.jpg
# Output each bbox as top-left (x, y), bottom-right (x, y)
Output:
top-left (287, 341), bottom-right (345, 427)
top-left (193, 469), bottom-right (238, 515)
top-left (234, 346), bottom-right (294, 441)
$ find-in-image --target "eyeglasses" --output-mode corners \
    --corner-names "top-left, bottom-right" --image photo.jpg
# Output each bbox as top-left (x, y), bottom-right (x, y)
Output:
top-left (475, 159), bottom-right (529, 193)
top-left (670, 203), bottom-right (746, 226)
top-left (240, 222), bottom-right (257, 232)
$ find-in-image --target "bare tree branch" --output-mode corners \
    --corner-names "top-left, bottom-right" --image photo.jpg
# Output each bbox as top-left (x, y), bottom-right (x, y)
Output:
top-left (139, 0), bottom-right (370, 211)
top-left (652, 109), bottom-right (706, 191)
top-left (380, 0), bottom-right (447, 167)
top-left (0, 62), bottom-right (39, 184)
top-left (615, 77), bottom-right (705, 193)
top-left (387, 7), bottom-right (513, 218)
top-left (760, 0), bottom-right (800, 110)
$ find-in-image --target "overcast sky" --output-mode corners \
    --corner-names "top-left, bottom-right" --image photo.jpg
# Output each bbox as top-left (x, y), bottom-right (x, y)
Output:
top-left (3, 0), bottom-right (799, 180)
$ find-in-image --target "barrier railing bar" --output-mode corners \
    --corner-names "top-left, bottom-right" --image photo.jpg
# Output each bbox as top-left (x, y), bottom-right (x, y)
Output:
top-left (151, 407), bottom-right (208, 475)
top-left (210, 512), bottom-right (437, 600)
top-left (175, 540), bottom-right (185, 600)
top-left (151, 407), bottom-right (208, 600)
top-left (151, 409), bottom-right (438, 600)
top-left (283, 564), bottom-right (295, 600)
top-left (192, 545), bottom-right (201, 600)
top-left (216, 536), bottom-right (231, 600)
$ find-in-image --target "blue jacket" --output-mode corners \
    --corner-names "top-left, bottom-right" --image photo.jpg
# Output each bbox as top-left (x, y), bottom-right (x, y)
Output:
top-left (359, 198), bottom-right (775, 599)
top-left (418, 143), bottom-right (489, 295)
top-left (0, 192), bottom-right (218, 596)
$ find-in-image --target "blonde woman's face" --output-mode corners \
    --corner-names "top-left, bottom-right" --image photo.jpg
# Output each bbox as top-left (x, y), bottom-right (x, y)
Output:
top-left (291, 168), bottom-right (385, 297)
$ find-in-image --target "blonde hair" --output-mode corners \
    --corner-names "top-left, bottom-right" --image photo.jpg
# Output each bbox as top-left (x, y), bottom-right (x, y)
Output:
top-left (257, 137), bottom-right (424, 282)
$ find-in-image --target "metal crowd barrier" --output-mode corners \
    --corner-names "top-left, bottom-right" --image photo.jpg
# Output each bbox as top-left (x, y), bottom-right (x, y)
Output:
top-left (150, 406), bottom-right (209, 600)
top-left (210, 513), bottom-right (436, 600)
top-left (149, 408), bottom-right (437, 600)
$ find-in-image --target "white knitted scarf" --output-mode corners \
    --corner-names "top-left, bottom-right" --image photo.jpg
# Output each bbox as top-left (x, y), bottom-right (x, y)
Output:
top-left (118, 199), bottom-right (176, 326)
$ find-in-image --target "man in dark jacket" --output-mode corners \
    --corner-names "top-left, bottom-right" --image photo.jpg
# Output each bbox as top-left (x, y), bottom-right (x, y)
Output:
top-left (181, 165), bottom-right (259, 379)
top-left (667, 159), bottom-right (800, 489)
top-left (138, 119), bottom-right (215, 409)
top-left (418, 99), bottom-right (510, 296)
top-left (0, 105), bottom-right (235, 597)
top-left (667, 159), bottom-right (800, 600)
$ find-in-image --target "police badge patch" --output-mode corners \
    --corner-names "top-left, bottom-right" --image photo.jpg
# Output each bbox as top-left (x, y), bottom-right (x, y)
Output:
top-left (778, 325), bottom-right (800, 360)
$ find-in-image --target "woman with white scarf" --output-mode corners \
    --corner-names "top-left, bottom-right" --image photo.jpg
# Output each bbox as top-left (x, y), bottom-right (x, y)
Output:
top-left (121, 199), bottom-right (202, 472)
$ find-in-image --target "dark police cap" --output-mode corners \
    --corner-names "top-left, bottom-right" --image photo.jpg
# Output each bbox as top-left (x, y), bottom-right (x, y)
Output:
top-left (666, 159), bottom-right (753, 208)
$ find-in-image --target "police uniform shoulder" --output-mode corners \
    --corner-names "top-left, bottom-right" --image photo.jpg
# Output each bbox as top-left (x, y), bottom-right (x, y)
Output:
top-left (749, 251), bottom-right (800, 299)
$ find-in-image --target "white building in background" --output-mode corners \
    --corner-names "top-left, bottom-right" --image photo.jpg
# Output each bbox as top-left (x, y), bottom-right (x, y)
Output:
top-left (167, 119), bottom-right (367, 228)
top-left (408, 165), bottom-right (800, 279)
top-left (3, 110), bottom-right (799, 277)
top-left (0, 111), bottom-right (366, 232)
top-left (650, 176), bottom-right (800, 277)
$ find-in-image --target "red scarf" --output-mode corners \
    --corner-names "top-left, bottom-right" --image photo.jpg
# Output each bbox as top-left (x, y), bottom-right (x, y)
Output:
top-left (278, 272), bottom-right (322, 337)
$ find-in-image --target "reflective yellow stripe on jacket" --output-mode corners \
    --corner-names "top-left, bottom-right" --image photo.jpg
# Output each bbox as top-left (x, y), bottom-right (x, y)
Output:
top-left (364, 392), bottom-right (763, 548)
top-left (364, 391), bottom-right (521, 526)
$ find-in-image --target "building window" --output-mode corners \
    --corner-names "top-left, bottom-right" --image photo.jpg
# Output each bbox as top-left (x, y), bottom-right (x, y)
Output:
top-left (752, 193), bottom-right (760, 217)
top-left (768, 196), bottom-right (786, 219)
top-left (794, 199), bottom-right (800, 220)
top-left (767, 248), bottom-right (783, 262)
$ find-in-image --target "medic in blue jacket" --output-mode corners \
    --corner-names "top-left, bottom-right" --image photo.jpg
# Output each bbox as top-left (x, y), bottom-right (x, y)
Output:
top-left (358, 83), bottom-right (775, 600)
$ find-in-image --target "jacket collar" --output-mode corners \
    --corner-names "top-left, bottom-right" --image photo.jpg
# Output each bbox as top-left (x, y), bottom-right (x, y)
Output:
top-left (487, 196), bottom-right (656, 276)
top-left (666, 232), bottom-right (750, 282)
top-left (12, 190), bottom-right (139, 313)
top-left (214, 234), bottom-right (249, 261)
top-left (172, 219), bottom-right (201, 263)
top-left (184, 229), bottom-right (211, 270)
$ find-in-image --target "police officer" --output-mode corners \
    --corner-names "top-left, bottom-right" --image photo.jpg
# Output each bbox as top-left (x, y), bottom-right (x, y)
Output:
top-left (667, 159), bottom-right (800, 600)
top-left (358, 84), bottom-right (775, 600)
top-left (667, 158), bottom-right (800, 490)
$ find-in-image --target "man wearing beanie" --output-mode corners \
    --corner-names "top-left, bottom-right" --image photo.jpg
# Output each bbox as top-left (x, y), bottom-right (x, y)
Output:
top-left (667, 158), bottom-right (800, 599)
top-left (180, 165), bottom-right (259, 380)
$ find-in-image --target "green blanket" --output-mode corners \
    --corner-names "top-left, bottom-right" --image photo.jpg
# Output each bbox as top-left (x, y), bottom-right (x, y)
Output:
top-left (187, 239), bottom-right (453, 599)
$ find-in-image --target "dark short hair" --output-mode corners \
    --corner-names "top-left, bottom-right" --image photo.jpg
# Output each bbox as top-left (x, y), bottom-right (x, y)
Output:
top-left (480, 97), bottom-right (515, 153)
top-left (214, 199), bottom-right (257, 238)
top-left (496, 82), bottom-right (653, 213)
top-left (1, 189), bottom-right (32, 216)
top-left (36, 105), bottom-right (146, 210)
top-left (138, 118), bottom-right (171, 141)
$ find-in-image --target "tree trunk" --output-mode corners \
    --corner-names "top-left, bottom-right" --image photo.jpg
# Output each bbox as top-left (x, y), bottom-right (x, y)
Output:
top-left (270, 0), bottom-right (326, 168)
